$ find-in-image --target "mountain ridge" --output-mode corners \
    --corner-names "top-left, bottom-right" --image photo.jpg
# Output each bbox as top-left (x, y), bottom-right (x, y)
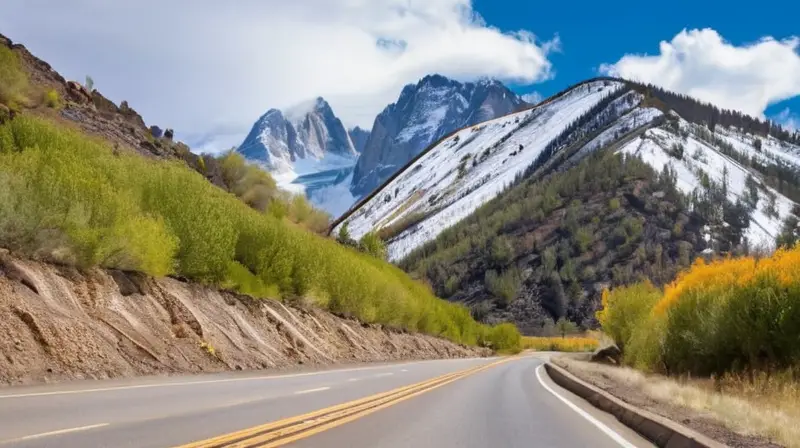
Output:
top-left (333, 76), bottom-right (800, 330)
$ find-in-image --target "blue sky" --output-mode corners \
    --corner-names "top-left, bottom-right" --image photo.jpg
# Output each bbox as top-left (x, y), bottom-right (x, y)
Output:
top-left (475, 0), bottom-right (800, 124)
top-left (1, 0), bottom-right (798, 150)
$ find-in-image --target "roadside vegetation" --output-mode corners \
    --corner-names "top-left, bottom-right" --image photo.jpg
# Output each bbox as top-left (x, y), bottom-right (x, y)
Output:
top-left (0, 114), bottom-right (521, 352)
top-left (522, 336), bottom-right (598, 352)
top-left (596, 246), bottom-right (800, 446)
top-left (598, 246), bottom-right (800, 375)
top-left (556, 356), bottom-right (800, 448)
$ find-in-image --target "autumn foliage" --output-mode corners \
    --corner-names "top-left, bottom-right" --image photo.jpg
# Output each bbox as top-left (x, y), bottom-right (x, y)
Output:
top-left (521, 336), bottom-right (599, 352)
top-left (598, 247), bottom-right (800, 375)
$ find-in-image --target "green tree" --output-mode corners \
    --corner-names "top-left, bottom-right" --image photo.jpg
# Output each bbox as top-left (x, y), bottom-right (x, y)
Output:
top-left (359, 232), bottom-right (387, 259)
top-left (555, 318), bottom-right (578, 338)
top-left (337, 222), bottom-right (353, 244)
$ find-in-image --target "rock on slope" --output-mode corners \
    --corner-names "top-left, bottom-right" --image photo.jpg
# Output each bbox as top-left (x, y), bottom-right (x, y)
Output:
top-left (0, 252), bottom-right (484, 385)
top-left (336, 79), bottom-right (800, 261)
top-left (350, 75), bottom-right (529, 198)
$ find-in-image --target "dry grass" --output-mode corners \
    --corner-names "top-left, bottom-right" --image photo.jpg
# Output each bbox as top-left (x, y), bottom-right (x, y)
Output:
top-left (555, 357), bottom-right (800, 447)
top-left (522, 335), bottom-right (599, 352)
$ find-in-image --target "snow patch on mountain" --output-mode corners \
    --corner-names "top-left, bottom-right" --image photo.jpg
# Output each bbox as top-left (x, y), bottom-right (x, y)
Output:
top-left (618, 122), bottom-right (799, 248)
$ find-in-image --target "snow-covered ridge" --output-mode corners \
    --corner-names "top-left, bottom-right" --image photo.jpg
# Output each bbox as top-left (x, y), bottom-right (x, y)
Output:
top-left (337, 80), bottom-right (626, 260)
top-left (336, 78), bottom-right (800, 260)
top-left (617, 120), bottom-right (799, 249)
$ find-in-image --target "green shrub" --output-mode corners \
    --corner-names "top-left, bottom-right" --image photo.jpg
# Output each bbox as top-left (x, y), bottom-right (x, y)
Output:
top-left (0, 45), bottom-right (28, 105)
top-left (43, 89), bottom-right (61, 109)
top-left (359, 232), bottom-right (387, 260)
top-left (596, 281), bottom-right (660, 352)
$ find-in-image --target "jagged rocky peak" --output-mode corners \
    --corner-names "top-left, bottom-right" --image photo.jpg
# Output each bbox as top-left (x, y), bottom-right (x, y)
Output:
top-left (237, 97), bottom-right (356, 173)
top-left (350, 74), bottom-right (526, 197)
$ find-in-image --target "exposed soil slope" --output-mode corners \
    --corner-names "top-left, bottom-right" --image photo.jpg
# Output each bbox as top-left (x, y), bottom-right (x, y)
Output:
top-left (0, 252), bottom-right (485, 386)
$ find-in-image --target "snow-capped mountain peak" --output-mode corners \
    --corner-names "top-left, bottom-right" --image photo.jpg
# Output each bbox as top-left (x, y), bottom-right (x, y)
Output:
top-left (237, 96), bottom-right (356, 172)
top-left (351, 74), bottom-right (527, 197)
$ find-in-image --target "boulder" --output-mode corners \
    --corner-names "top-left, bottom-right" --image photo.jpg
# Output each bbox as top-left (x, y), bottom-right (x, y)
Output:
top-left (164, 128), bottom-right (174, 140)
top-left (149, 125), bottom-right (163, 139)
top-left (66, 80), bottom-right (92, 104)
top-left (590, 345), bottom-right (622, 365)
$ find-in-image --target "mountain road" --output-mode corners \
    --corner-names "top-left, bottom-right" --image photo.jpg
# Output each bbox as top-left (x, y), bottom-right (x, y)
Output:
top-left (0, 354), bottom-right (654, 448)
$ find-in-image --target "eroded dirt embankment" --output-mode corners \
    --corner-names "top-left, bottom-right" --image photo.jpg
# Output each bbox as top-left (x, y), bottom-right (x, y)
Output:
top-left (0, 252), bottom-right (486, 386)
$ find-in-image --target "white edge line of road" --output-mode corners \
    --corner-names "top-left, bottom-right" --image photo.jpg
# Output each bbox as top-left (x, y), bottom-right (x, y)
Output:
top-left (535, 365), bottom-right (638, 448)
top-left (3, 423), bottom-right (109, 444)
top-left (0, 357), bottom-right (493, 400)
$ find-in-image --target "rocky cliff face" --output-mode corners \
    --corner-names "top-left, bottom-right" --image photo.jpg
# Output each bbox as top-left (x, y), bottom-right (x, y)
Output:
top-left (350, 75), bottom-right (527, 197)
top-left (0, 252), bottom-right (485, 385)
top-left (348, 126), bottom-right (371, 153)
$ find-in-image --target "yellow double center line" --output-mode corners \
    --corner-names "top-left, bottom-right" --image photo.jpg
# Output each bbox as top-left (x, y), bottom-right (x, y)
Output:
top-left (177, 357), bottom-right (513, 448)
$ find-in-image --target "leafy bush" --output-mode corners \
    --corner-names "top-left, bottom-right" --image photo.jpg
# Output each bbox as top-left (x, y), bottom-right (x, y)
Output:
top-left (217, 150), bottom-right (329, 233)
top-left (359, 232), bottom-right (386, 260)
top-left (485, 267), bottom-right (521, 305)
top-left (0, 115), bottom-right (521, 351)
top-left (596, 281), bottom-right (661, 353)
top-left (599, 247), bottom-right (800, 375)
top-left (43, 89), bottom-right (61, 109)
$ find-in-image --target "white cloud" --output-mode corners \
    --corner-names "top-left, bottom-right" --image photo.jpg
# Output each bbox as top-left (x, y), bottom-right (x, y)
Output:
top-left (600, 28), bottom-right (800, 118)
top-left (773, 108), bottom-right (799, 131)
top-left (521, 91), bottom-right (543, 104)
top-left (0, 0), bottom-right (556, 152)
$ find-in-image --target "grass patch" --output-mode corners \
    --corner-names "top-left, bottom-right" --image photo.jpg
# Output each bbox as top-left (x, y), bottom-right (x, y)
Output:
top-left (556, 357), bottom-right (800, 448)
top-left (0, 115), bottom-right (521, 352)
top-left (376, 211), bottom-right (429, 242)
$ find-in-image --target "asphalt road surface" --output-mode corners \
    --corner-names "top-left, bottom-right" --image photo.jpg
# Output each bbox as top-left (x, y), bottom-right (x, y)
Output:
top-left (0, 354), bottom-right (655, 447)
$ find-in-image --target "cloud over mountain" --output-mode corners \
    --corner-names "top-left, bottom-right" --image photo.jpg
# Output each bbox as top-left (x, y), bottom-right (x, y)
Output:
top-left (601, 28), bottom-right (800, 118)
top-left (0, 0), bottom-right (557, 150)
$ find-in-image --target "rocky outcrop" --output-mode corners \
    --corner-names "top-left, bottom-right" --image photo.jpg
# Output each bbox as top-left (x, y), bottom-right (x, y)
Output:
top-left (0, 253), bottom-right (485, 386)
top-left (350, 75), bottom-right (526, 197)
top-left (0, 31), bottom-right (194, 163)
top-left (348, 126), bottom-right (371, 153)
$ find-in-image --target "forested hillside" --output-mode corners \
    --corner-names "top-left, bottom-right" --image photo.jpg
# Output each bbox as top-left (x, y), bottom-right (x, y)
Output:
top-left (400, 151), bottom-right (712, 333)
top-left (351, 78), bottom-right (800, 334)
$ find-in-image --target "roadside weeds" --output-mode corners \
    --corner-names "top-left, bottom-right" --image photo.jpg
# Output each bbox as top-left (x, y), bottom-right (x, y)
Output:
top-left (553, 357), bottom-right (791, 448)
